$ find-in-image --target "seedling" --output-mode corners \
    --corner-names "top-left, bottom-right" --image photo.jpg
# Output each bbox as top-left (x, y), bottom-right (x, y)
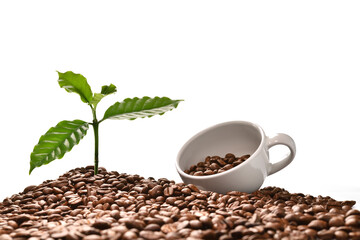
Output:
top-left (29, 71), bottom-right (182, 175)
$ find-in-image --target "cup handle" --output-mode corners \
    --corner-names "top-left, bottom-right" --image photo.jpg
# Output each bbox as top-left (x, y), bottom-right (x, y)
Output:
top-left (267, 133), bottom-right (296, 176)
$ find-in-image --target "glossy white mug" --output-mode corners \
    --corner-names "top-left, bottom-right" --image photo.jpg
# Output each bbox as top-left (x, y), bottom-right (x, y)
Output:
top-left (176, 121), bottom-right (296, 194)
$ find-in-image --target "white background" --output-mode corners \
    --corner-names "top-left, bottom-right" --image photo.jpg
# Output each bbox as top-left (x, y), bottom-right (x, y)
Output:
top-left (1, 1), bottom-right (359, 209)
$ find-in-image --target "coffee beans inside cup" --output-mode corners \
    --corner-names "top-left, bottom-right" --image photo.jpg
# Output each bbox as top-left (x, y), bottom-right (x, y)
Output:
top-left (184, 153), bottom-right (250, 176)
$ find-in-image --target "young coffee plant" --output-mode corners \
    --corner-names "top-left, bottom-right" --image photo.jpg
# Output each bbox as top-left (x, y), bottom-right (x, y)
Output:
top-left (30, 71), bottom-right (182, 175)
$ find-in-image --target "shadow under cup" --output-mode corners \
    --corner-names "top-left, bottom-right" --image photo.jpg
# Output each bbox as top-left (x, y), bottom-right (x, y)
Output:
top-left (176, 121), bottom-right (269, 194)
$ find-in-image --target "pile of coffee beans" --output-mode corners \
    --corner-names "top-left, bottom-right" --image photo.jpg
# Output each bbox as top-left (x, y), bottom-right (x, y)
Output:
top-left (184, 153), bottom-right (250, 176)
top-left (0, 166), bottom-right (359, 240)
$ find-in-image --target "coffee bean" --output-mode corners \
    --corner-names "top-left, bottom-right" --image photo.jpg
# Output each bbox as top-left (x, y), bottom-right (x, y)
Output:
top-left (217, 159), bottom-right (227, 167)
top-left (189, 220), bottom-right (202, 229)
top-left (329, 216), bottom-right (345, 227)
top-left (68, 196), bottom-right (82, 207)
top-left (165, 232), bottom-right (182, 239)
top-left (163, 187), bottom-right (174, 197)
top-left (242, 204), bottom-right (255, 213)
top-left (46, 209), bottom-right (61, 215)
top-left (299, 214), bottom-right (315, 224)
top-left (0, 234), bottom-right (12, 240)
top-left (48, 213), bottom-right (62, 221)
top-left (149, 185), bottom-right (164, 198)
top-left (345, 215), bottom-right (360, 227)
top-left (349, 231), bottom-right (360, 239)
top-left (209, 163), bottom-right (220, 170)
top-left (92, 219), bottom-right (111, 229)
top-left (23, 185), bottom-right (37, 193)
top-left (203, 170), bottom-right (214, 175)
top-left (98, 196), bottom-right (114, 205)
top-left (308, 219), bottom-right (327, 230)
top-left (110, 210), bottom-right (120, 220)
top-left (165, 197), bottom-right (177, 205)
top-left (285, 213), bottom-right (300, 222)
top-left (12, 214), bottom-right (31, 225)
top-left (225, 153), bottom-right (235, 159)
top-left (265, 222), bottom-right (284, 231)
top-left (304, 228), bottom-right (317, 238)
top-left (42, 187), bottom-right (53, 194)
top-left (139, 230), bottom-right (164, 240)
top-left (122, 231), bottom-right (138, 240)
top-left (346, 209), bottom-right (360, 217)
top-left (193, 171), bottom-right (204, 176)
top-left (222, 164), bottom-right (233, 171)
top-left (232, 160), bottom-right (242, 166)
top-left (125, 219), bottom-right (145, 230)
top-left (51, 231), bottom-right (68, 239)
top-left (313, 205), bottom-right (326, 213)
top-left (292, 204), bottom-right (304, 213)
top-left (144, 223), bottom-right (161, 231)
top-left (74, 182), bottom-right (86, 189)
top-left (187, 184), bottom-right (199, 192)
top-left (83, 235), bottom-right (101, 240)
top-left (12, 229), bottom-right (31, 238)
top-left (335, 230), bottom-right (348, 240)
top-left (161, 223), bottom-right (177, 233)
top-left (317, 229), bottom-right (334, 239)
top-left (46, 194), bottom-right (58, 204)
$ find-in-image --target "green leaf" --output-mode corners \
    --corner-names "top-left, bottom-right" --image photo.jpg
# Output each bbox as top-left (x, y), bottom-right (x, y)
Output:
top-left (91, 84), bottom-right (117, 109)
top-left (102, 96), bottom-right (182, 121)
top-left (58, 71), bottom-right (93, 103)
top-left (101, 84), bottom-right (117, 95)
top-left (29, 120), bottom-right (89, 174)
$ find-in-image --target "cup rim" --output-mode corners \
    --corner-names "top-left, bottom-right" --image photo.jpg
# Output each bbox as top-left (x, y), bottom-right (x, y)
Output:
top-left (176, 120), bottom-right (265, 180)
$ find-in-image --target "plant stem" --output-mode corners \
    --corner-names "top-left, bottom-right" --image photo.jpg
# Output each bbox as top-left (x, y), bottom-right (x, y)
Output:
top-left (93, 121), bottom-right (99, 175)
top-left (91, 105), bottom-right (99, 175)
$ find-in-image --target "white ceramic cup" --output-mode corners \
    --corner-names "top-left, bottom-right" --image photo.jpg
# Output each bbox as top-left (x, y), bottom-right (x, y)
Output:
top-left (176, 121), bottom-right (296, 194)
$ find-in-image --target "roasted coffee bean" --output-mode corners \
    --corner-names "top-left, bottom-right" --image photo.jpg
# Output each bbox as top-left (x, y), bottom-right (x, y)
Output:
top-left (92, 219), bottom-right (111, 229)
top-left (149, 185), bottom-right (164, 198)
top-left (317, 229), bottom-right (334, 239)
top-left (144, 223), bottom-right (161, 231)
top-left (265, 222), bottom-right (284, 231)
top-left (98, 196), bottom-right (114, 204)
top-left (242, 203), bottom-right (255, 213)
top-left (346, 209), bottom-right (360, 217)
top-left (122, 231), bottom-right (138, 240)
top-left (225, 153), bottom-right (235, 159)
top-left (51, 231), bottom-right (68, 239)
top-left (335, 230), bottom-right (348, 240)
top-left (217, 159), bottom-right (227, 167)
top-left (164, 187), bottom-right (174, 197)
top-left (139, 230), bottom-right (164, 240)
top-left (349, 231), bottom-right (360, 239)
top-left (329, 216), bottom-right (345, 227)
top-left (345, 215), bottom-right (360, 227)
top-left (68, 196), bottom-right (82, 207)
top-left (125, 219), bottom-right (145, 230)
top-left (189, 220), bottom-right (202, 229)
top-left (165, 232), bottom-right (182, 239)
top-left (209, 163), bottom-right (220, 170)
top-left (110, 210), bottom-right (120, 220)
top-left (222, 164), bottom-right (233, 171)
top-left (74, 182), bottom-right (86, 189)
top-left (165, 197), bottom-right (177, 205)
top-left (185, 153), bottom-right (251, 176)
top-left (308, 219), bottom-right (328, 230)
top-left (42, 187), bottom-right (53, 194)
